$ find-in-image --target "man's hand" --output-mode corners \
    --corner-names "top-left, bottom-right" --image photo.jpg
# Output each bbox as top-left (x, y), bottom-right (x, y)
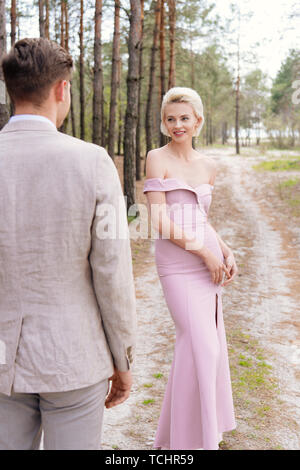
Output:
top-left (105, 368), bottom-right (133, 409)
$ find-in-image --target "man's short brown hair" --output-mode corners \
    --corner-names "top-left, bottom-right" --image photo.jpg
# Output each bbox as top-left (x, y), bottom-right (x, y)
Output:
top-left (2, 37), bottom-right (73, 106)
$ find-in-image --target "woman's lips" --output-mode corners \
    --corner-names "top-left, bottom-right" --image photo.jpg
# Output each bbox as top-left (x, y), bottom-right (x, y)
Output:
top-left (173, 131), bottom-right (185, 135)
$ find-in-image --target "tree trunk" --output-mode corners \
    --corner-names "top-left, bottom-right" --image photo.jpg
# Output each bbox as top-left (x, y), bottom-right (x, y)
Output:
top-left (102, 110), bottom-right (107, 147)
top-left (135, 0), bottom-right (144, 181)
top-left (65, 3), bottom-right (75, 137)
top-left (60, 1), bottom-right (70, 133)
top-left (190, 49), bottom-right (195, 88)
top-left (159, 0), bottom-right (166, 146)
top-left (65, 2), bottom-right (69, 51)
top-left (108, 0), bottom-right (120, 159)
top-left (144, 0), bottom-right (160, 175)
top-left (222, 121), bottom-right (228, 145)
top-left (53, 0), bottom-right (59, 42)
top-left (0, 0), bottom-right (9, 129)
top-left (92, 0), bottom-right (103, 146)
top-left (205, 111), bottom-right (209, 146)
top-left (117, 56), bottom-right (122, 156)
top-left (45, 0), bottom-right (50, 39)
top-left (235, 11), bottom-right (240, 155)
top-left (10, 0), bottom-right (17, 115)
top-left (11, 0), bottom-right (17, 47)
top-left (209, 115), bottom-right (213, 144)
top-left (123, 0), bottom-right (142, 211)
top-left (167, 0), bottom-right (175, 89)
top-left (235, 74), bottom-right (240, 154)
top-left (117, 109), bottom-right (122, 155)
top-left (58, 0), bottom-right (65, 133)
top-left (39, 0), bottom-right (45, 38)
top-left (79, 0), bottom-right (85, 140)
top-left (60, 0), bottom-right (65, 49)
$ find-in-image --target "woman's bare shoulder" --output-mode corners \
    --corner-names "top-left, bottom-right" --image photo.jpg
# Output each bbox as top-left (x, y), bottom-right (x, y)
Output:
top-left (146, 146), bottom-right (169, 159)
top-left (204, 155), bottom-right (217, 171)
top-left (199, 154), bottom-right (217, 183)
top-left (146, 147), bottom-right (168, 179)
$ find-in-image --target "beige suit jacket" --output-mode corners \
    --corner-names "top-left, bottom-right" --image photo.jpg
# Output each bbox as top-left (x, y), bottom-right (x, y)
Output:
top-left (0, 119), bottom-right (136, 395)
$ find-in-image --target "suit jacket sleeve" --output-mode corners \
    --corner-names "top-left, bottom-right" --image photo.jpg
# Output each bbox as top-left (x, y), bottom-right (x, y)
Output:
top-left (89, 147), bottom-right (137, 371)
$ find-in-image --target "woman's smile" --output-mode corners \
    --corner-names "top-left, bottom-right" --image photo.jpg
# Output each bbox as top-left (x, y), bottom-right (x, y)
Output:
top-left (173, 130), bottom-right (185, 136)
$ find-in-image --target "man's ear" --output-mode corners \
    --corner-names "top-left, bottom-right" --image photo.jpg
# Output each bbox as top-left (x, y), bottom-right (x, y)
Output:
top-left (54, 80), bottom-right (67, 103)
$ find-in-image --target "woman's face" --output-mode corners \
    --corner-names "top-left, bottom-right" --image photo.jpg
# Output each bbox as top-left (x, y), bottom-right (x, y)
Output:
top-left (163, 102), bottom-right (202, 141)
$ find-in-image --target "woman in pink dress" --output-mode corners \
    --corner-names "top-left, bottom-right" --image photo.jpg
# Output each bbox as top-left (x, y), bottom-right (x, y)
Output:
top-left (143, 87), bottom-right (237, 450)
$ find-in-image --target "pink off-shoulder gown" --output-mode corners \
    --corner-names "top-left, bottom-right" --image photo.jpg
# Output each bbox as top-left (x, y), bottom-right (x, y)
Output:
top-left (143, 177), bottom-right (236, 450)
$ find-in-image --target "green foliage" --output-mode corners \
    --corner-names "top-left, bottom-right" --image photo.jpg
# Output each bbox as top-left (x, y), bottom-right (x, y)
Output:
top-left (142, 398), bottom-right (155, 405)
top-left (278, 178), bottom-right (300, 188)
top-left (239, 69), bottom-right (269, 142)
top-left (253, 158), bottom-right (300, 172)
top-left (271, 49), bottom-right (300, 115)
top-left (11, 2), bottom-right (300, 150)
top-left (175, 43), bottom-right (235, 145)
top-left (153, 373), bottom-right (163, 379)
top-left (265, 49), bottom-right (300, 148)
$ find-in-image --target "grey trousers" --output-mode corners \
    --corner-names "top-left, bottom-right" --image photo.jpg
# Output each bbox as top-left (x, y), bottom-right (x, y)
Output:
top-left (0, 379), bottom-right (109, 450)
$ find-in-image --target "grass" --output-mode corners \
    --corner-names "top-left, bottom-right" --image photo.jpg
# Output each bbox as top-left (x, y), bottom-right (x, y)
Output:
top-left (142, 399), bottom-right (155, 405)
top-left (278, 177), bottom-right (300, 188)
top-left (251, 157), bottom-right (300, 217)
top-left (288, 197), bottom-right (300, 207)
top-left (219, 327), bottom-right (281, 449)
top-left (153, 373), bottom-right (164, 379)
top-left (238, 354), bottom-right (253, 368)
top-left (256, 405), bottom-right (271, 417)
top-left (277, 177), bottom-right (300, 217)
top-left (258, 143), bottom-right (300, 153)
top-left (253, 158), bottom-right (300, 172)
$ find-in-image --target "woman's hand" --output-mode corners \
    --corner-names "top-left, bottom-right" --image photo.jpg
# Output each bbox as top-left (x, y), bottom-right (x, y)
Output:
top-left (200, 247), bottom-right (231, 285)
top-left (221, 251), bottom-right (238, 286)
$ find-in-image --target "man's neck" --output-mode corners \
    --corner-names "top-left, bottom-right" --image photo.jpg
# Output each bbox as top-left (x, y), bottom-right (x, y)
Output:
top-left (14, 105), bottom-right (57, 127)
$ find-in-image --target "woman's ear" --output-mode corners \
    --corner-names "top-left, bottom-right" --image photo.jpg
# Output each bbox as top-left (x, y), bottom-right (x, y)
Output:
top-left (193, 116), bottom-right (201, 135)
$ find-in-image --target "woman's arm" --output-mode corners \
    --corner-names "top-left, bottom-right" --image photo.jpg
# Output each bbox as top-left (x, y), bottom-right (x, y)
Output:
top-left (145, 150), bottom-right (205, 255)
top-left (206, 158), bottom-right (237, 285)
top-left (145, 151), bottom-right (231, 285)
top-left (207, 221), bottom-right (238, 285)
top-left (207, 221), bottom-right (232, 258)
top-left (207, 159), bottom-right (233, 258)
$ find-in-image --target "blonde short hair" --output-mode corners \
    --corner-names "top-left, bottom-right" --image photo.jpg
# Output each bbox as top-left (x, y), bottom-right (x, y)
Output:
top-left (160, 87), bottom-right (205, 137)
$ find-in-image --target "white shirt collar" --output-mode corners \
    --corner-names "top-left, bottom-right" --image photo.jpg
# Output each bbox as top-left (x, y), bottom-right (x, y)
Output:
top-left (9, 114), bottom-right (57, 129)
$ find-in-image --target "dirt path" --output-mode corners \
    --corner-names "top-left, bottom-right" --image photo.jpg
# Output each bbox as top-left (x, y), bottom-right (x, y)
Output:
top-left (102, 147), bottom-right (300, 450)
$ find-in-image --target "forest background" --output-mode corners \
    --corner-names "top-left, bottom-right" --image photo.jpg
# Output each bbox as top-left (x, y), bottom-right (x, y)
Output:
top-left (0, 0), bottom-right (299, 209)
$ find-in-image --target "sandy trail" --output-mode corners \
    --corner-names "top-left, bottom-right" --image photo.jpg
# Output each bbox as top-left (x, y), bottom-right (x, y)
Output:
top-left (102, 147), bottom-right (300, 450)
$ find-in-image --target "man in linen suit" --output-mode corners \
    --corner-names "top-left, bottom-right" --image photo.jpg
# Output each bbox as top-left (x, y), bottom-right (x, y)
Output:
top-left (0, 38), bottom-right (136, 450)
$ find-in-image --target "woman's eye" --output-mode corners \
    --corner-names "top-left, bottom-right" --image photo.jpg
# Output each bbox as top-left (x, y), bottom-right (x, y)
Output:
top-left (166, 117), bottom-right (189, 121)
